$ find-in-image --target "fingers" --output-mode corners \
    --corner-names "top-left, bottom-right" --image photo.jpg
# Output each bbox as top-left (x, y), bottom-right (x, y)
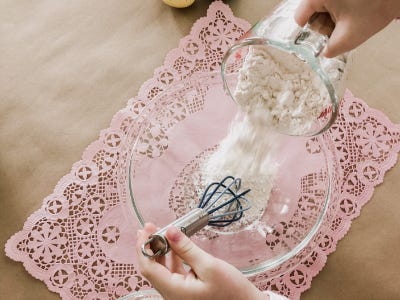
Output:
top-left (136, 223), bottom-right (214, 294)
top-left (308, 12), bottom-right (335, 37)
top-left (322, 20), bottom-right (354, 57)
top-left (323, 16), bottom-right (392, 57)
top-left (165, 226), bottom-right (214, 279)
top-left (295, 0), bottom-right (326, 27)
top-left (294, 1), bottom-right (350, 58)
top-left (135, 223), bottom-right (182, 292)
top-left (168, 251), bottom-right (186, 274)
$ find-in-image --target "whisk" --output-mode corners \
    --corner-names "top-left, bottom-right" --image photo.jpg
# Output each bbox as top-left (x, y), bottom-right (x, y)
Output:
top-left (141, 176), bottom-right (251, 258)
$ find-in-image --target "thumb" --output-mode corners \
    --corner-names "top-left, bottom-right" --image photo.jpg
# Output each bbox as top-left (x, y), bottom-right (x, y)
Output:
top-left (323, 20), bottom-right (354, 57)
top-left (165, 226), bottom-right (213, 277)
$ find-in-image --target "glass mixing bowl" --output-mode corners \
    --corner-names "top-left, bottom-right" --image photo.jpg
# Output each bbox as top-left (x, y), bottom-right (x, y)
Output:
top-left (118, 72), bottom-right (339, 277)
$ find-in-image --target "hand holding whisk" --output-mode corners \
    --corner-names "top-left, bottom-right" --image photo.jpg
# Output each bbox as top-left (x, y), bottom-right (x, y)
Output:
top-left (141, 176), bottom-right (251, 258)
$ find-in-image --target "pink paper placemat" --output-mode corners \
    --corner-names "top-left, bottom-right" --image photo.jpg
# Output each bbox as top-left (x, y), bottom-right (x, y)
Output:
top-left (5, 2), bottom-right (400, 299)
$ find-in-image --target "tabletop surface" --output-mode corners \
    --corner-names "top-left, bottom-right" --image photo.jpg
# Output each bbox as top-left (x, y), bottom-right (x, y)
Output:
top-left (1, 1), bottom-right (400, 299)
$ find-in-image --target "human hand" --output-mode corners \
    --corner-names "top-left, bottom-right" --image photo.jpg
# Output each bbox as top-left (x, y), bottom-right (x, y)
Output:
top-left (295, 0), bottom-right (400, 57)
top-left (136, 223), bottom-right (266, 300)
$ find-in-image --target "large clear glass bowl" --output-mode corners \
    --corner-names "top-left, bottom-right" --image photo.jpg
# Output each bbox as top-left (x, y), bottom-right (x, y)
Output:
top-left (118, 72), bottom-right (339, 278)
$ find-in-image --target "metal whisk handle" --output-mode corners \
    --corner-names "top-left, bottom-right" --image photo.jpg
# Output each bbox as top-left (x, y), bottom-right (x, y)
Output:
top-left (141, 208), bottom-right (209, 259)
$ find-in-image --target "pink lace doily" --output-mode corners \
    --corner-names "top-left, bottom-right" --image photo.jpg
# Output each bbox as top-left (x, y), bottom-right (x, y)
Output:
top-left (5, 2), bottom-right (400, 299)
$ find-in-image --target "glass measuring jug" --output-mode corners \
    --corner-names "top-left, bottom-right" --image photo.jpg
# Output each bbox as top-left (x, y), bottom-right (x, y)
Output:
top-left (221, 0), bottom-right (350, 136)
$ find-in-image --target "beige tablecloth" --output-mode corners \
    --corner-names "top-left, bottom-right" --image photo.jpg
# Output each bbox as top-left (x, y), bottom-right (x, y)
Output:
top-left (1, 1), bottom-right (400, 299)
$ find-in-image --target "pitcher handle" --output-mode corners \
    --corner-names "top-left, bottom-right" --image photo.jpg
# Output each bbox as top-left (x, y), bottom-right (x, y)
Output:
top-left (294, 24), bottom-right (328, 57)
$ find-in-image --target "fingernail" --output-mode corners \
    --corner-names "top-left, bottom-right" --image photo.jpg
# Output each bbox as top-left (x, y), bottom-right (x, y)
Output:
top-left (166, 226), bottom-right (182, 243)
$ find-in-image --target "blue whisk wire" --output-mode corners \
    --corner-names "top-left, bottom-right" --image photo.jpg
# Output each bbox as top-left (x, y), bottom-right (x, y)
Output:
top-left (198, 176), bottom-right (251, 227)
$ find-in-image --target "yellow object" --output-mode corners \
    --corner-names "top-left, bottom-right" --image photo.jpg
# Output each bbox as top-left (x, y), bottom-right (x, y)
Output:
top-left (162, 0), bottom-right (195, 8)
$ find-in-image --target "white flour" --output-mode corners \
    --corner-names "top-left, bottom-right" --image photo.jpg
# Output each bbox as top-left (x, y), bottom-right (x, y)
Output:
top-left (234, 45), bottom-right (335, 136)
top-left (202, 111), bottom-right (279, 231)
top-left (202, 43), bottom-right (345, 231)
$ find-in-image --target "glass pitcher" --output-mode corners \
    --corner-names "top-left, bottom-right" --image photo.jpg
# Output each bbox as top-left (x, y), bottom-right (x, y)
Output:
top-left (221, 0), bottom-right (350, 136)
